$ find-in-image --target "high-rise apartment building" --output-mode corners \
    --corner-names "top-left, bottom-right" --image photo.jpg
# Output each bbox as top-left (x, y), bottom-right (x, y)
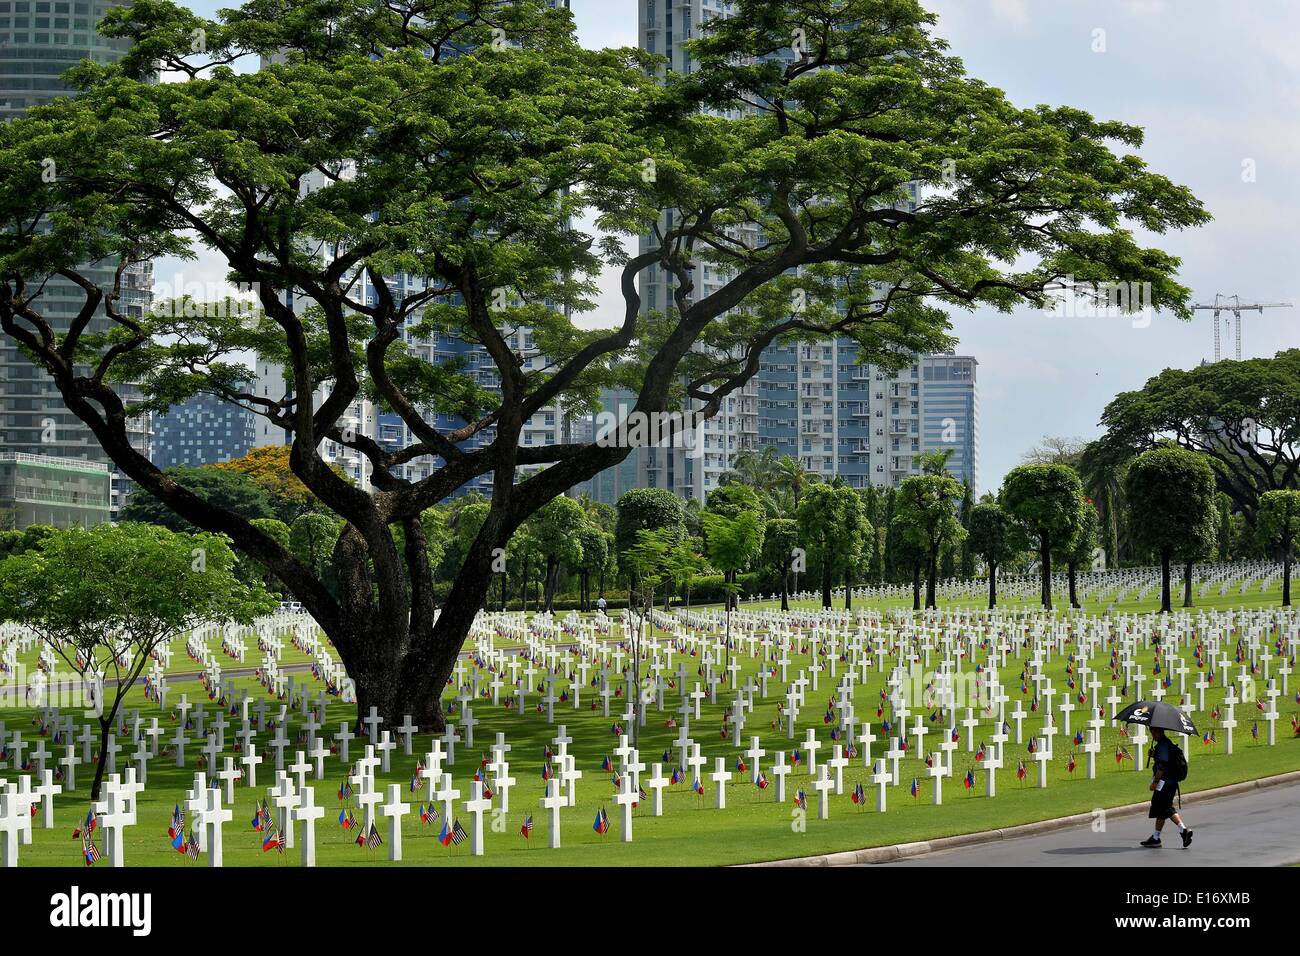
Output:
top-left (0, 2), bottom-right (152, 519)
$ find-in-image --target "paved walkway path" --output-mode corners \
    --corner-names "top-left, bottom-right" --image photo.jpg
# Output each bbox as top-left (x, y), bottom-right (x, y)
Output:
top-left (876, 782), bottom-right (1300, 866)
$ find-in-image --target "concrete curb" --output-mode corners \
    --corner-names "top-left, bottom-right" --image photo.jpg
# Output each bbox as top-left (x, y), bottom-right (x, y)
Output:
top-left (742, 769), bottom-right (1300, 867)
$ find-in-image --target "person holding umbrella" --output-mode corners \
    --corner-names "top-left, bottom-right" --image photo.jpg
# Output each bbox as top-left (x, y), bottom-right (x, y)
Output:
top-left (1112, 701), bottom-right (1195, 849)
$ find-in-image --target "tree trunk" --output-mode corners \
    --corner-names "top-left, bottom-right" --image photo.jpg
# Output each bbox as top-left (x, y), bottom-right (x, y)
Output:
top-left (821, 556), bottom-right (832, 609)
top-left (1182, 561), bottom-right (1194, 607)
top-left (1285, 546), bottom-right (1293, 607)
top-left (1068, 561), bottom-right (1079, 609)
top-left (1159, 548), bottom-right (1171, 613)
top-left (543, 556), bottom-right (557, 613)
top-left (925, 547), bottom-right (937, 610)
top-left (90, 715), bottom-right (113, 802)
top-left (912, 562), bottom-right (921, 611)
top-left (599, 566), bottom-right (606, 599)
top-left (844, 568), bottom-right (853, 610)
top-left (340, 520), bottom-right (502, 735)
top-left (1040, 532), bottom-right (1053, 610)
top-left (987, 560), bottom-right (997, 609)
top-left (781, 566), bottom-right (790, 612)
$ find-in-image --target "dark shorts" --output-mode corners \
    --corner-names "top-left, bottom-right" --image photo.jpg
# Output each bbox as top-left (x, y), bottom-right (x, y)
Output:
top-left (1149, 783), bottom-right (1178, 820)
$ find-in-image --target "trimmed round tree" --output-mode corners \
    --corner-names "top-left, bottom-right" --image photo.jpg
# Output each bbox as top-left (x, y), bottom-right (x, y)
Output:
top-left (967, 502), bottom-right (1022, 609)
top-left (762, 518), bottom-right (800, 611)
top-left (1258, 490), bottom-right (1300, 607)
top-left (530, 496), bottom-right (586, 613)
top-left (894, 471), bottom-right (965, 610)
top-left (797, 483), bottom-right (869, 609)
top-left (1124, 447), bottom-right (1218, 613)
top-left (615, 489), bottom-right (686, 565)
top-left (1000, 464), bottom-right (1084, 611)
top-left (705, 484), bottom-right (767, 611)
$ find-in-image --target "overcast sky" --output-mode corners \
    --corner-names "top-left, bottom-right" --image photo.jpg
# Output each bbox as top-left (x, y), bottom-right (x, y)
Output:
top-left (178, 0), bottom-right (1300, 492)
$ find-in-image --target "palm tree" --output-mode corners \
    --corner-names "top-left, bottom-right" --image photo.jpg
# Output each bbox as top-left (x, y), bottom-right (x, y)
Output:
top-left (725, 446), bottom-right (780, 492)
top-left (918, 448), bottom-right (955, 476)
top-left (775, 454), bottom-right (819, 509)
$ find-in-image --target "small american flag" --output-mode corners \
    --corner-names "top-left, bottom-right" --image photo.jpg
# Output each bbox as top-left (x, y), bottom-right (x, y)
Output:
top-left (451, 820), bottom-right (467, 846)
top-left (520, 815), bottom-right (534, 839)
top-left (366, 823), bottom-right (383, 849)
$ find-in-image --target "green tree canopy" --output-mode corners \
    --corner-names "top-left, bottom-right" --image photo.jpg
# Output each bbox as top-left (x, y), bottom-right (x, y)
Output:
top-left (122, 466), bottom-right (276, 531)
top-left (1053, 497), bottom-right (1100, 608)
top-left (967, 501), bottom-right (1022, 608)
top-left (289, 512), bottom-right (343, 584)
top-left (615, 488), bottom-right (686, 569)
top-left (796, 482), bottom-right (869, 609)
top-left (762, 517), bottom-right (800, 611)
top-left (530, 495), bottom-right (586, 612)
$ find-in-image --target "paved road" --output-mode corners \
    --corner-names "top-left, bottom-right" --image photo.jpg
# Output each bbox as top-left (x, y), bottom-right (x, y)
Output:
top-left (875, 782), bottom-right (1300, 867)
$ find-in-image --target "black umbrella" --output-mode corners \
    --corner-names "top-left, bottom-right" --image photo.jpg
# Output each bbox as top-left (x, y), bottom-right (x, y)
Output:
top-left (1112, 700), bottom-right (1198, 736)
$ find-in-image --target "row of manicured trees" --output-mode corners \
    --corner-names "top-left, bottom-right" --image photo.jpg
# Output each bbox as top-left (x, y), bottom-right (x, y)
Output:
top-left (724, 449), bottom-right (982, 603)
top-left (0, 523), bottom-right (273, 799)
top-left (439, 494), bottom-right (606, 614)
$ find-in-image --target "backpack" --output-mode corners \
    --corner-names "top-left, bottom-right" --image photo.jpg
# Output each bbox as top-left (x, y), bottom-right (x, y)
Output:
top-left (1166, 742), bottom-right (1188, 783)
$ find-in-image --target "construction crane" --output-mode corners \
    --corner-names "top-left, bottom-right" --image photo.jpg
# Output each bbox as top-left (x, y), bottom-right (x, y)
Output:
top-left (1190, 295), bottom-right (1292, 362)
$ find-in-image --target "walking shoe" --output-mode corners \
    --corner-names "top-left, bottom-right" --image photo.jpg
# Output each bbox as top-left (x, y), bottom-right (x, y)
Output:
top-left (1140, 836), bottom-right (1162, 848)
top-left (1181, 829), bottom-right (1193, 848)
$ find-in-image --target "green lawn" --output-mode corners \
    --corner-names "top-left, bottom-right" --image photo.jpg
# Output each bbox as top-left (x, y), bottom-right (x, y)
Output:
top-left (5, 595), bottom-right (1299, 867)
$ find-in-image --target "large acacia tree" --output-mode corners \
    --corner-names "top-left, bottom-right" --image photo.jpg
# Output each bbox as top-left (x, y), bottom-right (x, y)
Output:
top-left (0, 0), bottom-right (1207, 726)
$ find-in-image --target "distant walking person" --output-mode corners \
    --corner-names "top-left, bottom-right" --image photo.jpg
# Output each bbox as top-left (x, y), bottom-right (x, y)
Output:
top-left (1142, 726), bottom-right (1193, 848)
top-left (596, 596), bottom-right (607, 615)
